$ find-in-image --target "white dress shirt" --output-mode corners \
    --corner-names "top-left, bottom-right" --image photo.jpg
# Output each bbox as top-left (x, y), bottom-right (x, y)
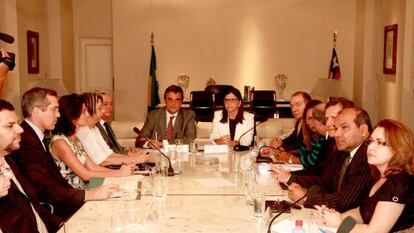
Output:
top-left (24, 119), bottom-right (46, 151)
top-left (76, 126), bottom-right (114, 165)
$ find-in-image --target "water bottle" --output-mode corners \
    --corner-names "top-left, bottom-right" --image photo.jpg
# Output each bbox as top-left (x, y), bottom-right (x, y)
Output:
top-left (291, 220), bottom-right (306, 233)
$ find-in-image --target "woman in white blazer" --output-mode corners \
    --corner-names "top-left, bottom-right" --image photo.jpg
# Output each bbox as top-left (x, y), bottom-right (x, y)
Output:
top-left (210, 88), bottom-right (254, 146)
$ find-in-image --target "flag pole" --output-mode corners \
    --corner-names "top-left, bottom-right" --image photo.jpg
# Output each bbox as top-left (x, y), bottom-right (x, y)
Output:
top-left (151, 32), bottom-right (154, 44)
top-left (333, 30), bottom-right (338, 48)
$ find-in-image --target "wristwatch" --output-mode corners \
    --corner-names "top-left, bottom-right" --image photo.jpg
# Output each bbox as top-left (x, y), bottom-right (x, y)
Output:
top-left (288, 155), bottom-right (293, 164)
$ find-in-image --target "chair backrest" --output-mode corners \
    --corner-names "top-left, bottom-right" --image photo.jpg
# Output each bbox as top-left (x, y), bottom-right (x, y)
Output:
top-left (204, 85), bottom-right (234, 107)
top-left (190, 91), bottom-right (215, 108)
top-left (190, 91), bottom-right (215, 122)
top-left (251, 90), bottom-right (277, 121)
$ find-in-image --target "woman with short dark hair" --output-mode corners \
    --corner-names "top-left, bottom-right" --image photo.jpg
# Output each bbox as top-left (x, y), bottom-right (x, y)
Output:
top-left (210, 87), bottom-right (254, 146)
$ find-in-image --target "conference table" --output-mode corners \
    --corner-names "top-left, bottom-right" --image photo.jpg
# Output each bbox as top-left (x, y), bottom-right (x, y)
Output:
top-left (58, 149), bottom-right (327, 233)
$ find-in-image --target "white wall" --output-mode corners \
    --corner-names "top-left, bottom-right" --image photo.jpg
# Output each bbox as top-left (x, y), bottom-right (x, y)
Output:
top-left (112, 0), bottom-right (357, 121)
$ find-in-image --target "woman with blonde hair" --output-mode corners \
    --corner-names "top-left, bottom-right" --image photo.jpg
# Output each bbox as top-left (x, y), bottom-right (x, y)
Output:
top-left (317, 119), bottom-right (414, 232)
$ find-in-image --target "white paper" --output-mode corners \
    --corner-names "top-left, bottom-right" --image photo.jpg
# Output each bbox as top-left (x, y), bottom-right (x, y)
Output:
top-left (280, 164), bottom-right (303, 171)
top-left (195, 178), bottom-right (234, 188)
top-left (103, 175), bottom-right (144, 191)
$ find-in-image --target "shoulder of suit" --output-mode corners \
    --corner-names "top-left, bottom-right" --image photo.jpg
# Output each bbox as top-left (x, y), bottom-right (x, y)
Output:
top-left (147, 108), bottom-right (164, 117)
top-left (181, 108), bottom-right (195, 116)
top-left (244, 111), bottom-right (254, 119)
top-left (214, 110), bottom-right (223, 117)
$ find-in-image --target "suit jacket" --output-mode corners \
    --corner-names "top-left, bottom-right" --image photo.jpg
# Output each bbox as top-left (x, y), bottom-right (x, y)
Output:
top-left (282, 119), bottom-right (303, 152)
top-left (0, 156), bottom-right (63, 233)
top-left (135, 108), bottom-right (196, 147)
top-left (298, 143), bottom-right (373, 212)
top-left (10, 121), bottom-right (85, 221)
top-left (96, 121), bottom-right (127, 154)
top-left (209, 110), bottom-right (255, 146)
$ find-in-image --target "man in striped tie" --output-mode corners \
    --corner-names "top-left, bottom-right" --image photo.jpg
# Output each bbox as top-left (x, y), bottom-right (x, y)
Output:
top-left (136, 85), bottom-right (196, 148)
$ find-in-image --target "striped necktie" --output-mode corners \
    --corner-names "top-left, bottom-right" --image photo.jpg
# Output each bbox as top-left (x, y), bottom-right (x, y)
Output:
top-left (165, 116), bottom-right (175, 140)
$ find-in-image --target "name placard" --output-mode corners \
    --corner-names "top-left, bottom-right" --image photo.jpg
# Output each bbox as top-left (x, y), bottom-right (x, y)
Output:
top-left (204, 145), bottom-right (229, 154)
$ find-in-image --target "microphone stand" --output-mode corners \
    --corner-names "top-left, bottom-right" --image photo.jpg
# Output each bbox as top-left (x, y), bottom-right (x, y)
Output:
top-left (267, 194), bottom-right (307, 233)
top-left (233, 119), bottom-right (268, 151)
top-left (133, 127), bottom-right (181, 176)
top-left (256, 145), bottom-right (275, 163)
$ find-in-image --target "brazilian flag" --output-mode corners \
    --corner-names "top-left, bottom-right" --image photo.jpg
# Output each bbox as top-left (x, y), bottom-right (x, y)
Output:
top-left (148, 44), bottom-right (160, 110)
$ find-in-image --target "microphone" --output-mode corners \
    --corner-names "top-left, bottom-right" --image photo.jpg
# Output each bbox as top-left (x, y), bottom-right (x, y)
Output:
top-left (133, 127), bottom-right (181, 176)
top-left (267, 193), bottom-right (307, 233)
top-left (256, 145), bottom-right (274, 163)
top-left (337, 216), bottom-right (357, 233)
top-left (266, 185), bottom-right (320, 233)
top-left (0, 32), bottom-right (15, 44)
top-left (234, 119), bottom-right (268, 151)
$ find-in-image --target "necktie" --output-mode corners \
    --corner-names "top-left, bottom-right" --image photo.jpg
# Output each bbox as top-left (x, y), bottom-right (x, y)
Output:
top-left (42, 137), bottom-right (50, 153)
top-left (337, 155), bottom-right (351, 192)
top-left (165, 116), bottom-right (175, 141)
top-left (103, 121), bottom-right (123, 151)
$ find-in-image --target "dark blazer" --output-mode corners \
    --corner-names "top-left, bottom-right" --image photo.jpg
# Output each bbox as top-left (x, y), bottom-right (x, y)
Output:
top-left (292, 143), bottom-right (373, 212)
top-left (10, 121), bottom-right (85, 221)
top-left (136, 107), bottom-right (196, 147)
top-left (0, 156), bottom-right (63, 233)
top-left (96, 121), bottom-right (127, 154)
top-left (282, 119), bottom-right (303, 152)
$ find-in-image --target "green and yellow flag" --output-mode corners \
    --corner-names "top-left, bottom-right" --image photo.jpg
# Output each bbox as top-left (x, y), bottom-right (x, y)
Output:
top-left (148, 34), bottom-right (160, 109)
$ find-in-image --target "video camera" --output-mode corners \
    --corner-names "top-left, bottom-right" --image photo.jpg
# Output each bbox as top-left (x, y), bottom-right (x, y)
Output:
top-left (0, 32), bottom-right (16, 71)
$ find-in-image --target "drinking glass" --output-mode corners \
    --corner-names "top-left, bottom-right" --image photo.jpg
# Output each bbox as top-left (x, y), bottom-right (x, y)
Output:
top-left (153, 166), bottom-right (167, 198)
top-left (232, 153), bottom-right (240, 173)
top-left (189, 142), bottom-right (198, 153)
top-left (253, 192), bottom-right (266, 218)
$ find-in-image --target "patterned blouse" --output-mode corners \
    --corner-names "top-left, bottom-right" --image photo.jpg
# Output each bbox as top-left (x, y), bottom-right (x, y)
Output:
top-left (50, 134), bottom-right (88, 190)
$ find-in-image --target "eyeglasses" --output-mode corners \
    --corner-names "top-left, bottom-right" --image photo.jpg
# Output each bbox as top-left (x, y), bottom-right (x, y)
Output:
top-left (366, 138), bottom-right (388, 147)
top-left (224, 98), bottom-right (239, 104)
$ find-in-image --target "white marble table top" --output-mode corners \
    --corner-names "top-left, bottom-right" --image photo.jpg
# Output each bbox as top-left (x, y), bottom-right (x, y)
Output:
top-left (58, 150), bottom-right (324, 233)
top-left (59, 195), bottom-right (323, 233)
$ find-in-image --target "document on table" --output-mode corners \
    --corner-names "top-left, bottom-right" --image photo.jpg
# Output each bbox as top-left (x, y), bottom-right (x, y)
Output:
top-left (103, 175), bottom-right (144, 191)
top-left (280, 164), bottom-right (303, 171)
top-left (194, 178), bottom-right (234, 188)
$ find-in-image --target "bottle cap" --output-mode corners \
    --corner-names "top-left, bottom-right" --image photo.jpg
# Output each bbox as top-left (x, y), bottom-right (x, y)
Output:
top-left (295, 219), bottom-right (303, 227)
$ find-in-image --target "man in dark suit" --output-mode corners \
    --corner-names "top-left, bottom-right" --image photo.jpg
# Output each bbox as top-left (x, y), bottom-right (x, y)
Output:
top-left (96, 91), bottom-right (141, 155)
top-left (286, 107), bottom-right (373, 212)
top-left (11, 88), bottom-right (119, 222)
top-left (273, 97), bottom-right (355, 180)
top-left (269, 91), bottom-right (311, 152)
top-left (136, 85), bottom-right (196, 148)
top-left (0, 99), bottom-right (62, 232)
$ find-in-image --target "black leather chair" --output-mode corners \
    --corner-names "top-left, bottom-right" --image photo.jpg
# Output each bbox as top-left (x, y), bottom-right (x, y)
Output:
top-left (251, 90), bottom-right (277, 122)
top-left (190, 91), bottom-right (215, 122)
top-left (204, 85), bottom-right (234, 109)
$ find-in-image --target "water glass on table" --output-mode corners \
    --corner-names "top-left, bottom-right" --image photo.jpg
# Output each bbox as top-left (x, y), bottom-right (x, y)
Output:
top-left (232, 153), bottom-right (241, 173)
top-left (190, 142), bottom-right (198, 153)
top-left (153, 166), bottom-right (168, 198)
top-left (253, 191), bottom-right (266, 218)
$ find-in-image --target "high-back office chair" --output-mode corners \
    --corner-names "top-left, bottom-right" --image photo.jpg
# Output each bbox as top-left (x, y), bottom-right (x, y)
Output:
top-left (251, 90), bottom-right (277, 122)
top-left (204, 85), bottom-right (234, 109)
top-left (190, 91), bottom-right (215, 122)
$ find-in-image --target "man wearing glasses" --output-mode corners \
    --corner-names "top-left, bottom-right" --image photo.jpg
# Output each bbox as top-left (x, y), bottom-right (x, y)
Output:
top-left (135, 85), bottom-right (196, 148)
